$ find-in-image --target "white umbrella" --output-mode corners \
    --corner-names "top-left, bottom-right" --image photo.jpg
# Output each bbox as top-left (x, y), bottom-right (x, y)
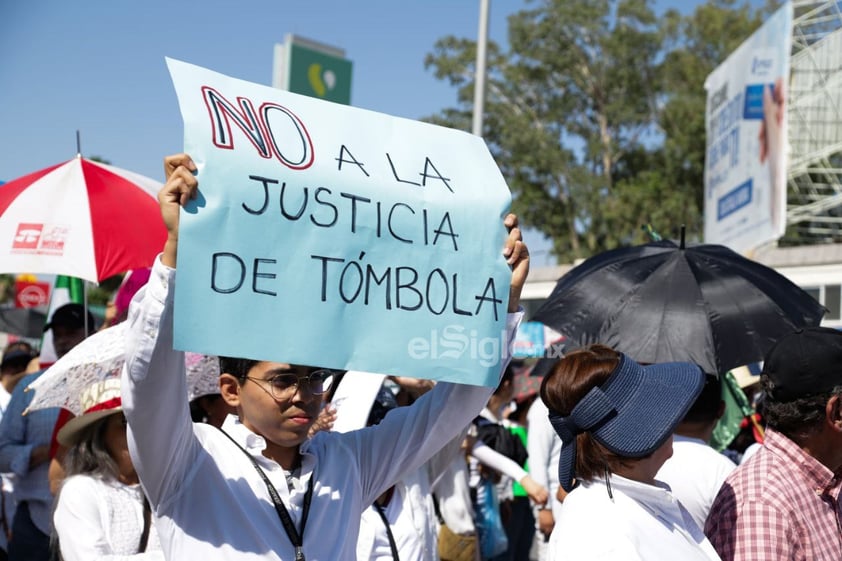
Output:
top-left (186, 352), bottom-right (220, 401)
top-left (25, 323), bottom-right (126, 415)
top-left (25, 324), bottom-right (218, 414)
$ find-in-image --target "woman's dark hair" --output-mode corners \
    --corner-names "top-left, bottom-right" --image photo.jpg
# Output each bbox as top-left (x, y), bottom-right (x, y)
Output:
top-left (540, 344), bottom-right (631, 482)
top-left (62, 413), bottom-right (121, 480)
top-left (762, 377), bottom-right (842, 443)
top-left (190, 394), bottom-right (224, 423)
top-left (54, 413), bottom-right (124, 558)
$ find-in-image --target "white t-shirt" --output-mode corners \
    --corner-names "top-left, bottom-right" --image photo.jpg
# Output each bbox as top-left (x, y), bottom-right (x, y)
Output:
top-left (655, 435), bottom-right (736, 530)
top-left (549, 474), bottom-right (721, 561)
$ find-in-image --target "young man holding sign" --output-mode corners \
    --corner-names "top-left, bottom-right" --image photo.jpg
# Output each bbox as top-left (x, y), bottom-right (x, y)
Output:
top-left (121, 153), bottom-right (529, 560)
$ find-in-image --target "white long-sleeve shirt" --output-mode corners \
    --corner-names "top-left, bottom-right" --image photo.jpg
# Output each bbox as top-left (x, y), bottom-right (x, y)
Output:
top-left (53, 475), bottom-right (163, 561)
top-left (330, 371), bottom-right (443, 561)
top-left (527, 398), bottom-right (563, 519)
top-left (357, 467), bottom-right (439, 561)
top-left (467, 407), bottom-right (528, 507)
top-left (433, 446), bottom-right (476, 535)
top-left (122, 256), bottom-right (521, 561)
top-left (549, 475), bottom-right (721, 561)
top-left (470, 441), bottom-right (528, 484)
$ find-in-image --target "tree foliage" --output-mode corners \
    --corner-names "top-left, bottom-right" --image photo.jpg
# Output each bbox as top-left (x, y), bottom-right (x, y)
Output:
top-left (424, 0), bottom-right (778, 261)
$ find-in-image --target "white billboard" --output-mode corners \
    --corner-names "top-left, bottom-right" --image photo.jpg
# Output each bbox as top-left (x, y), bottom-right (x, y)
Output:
top-left (704, 2), bottom-right (793, 252)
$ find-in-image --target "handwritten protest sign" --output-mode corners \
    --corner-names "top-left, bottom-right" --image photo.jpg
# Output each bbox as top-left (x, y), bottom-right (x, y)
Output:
top-left (167, 58), bottom-right (513, 386)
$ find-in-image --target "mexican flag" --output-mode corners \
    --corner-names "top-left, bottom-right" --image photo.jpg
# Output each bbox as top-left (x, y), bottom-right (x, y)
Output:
top-left (38, 275), bottom-right (86, 367)
top-left (710, 370), bottom-right (755, 452)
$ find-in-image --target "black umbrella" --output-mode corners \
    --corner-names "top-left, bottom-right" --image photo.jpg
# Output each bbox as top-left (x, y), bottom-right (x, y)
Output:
top-left (0, 307), bottom-right (47, 339)
top-left (533, 237), bottom-right (826, 374)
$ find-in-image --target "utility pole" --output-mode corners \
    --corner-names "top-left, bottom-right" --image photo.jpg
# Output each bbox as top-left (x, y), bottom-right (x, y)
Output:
top-left (472, 0), bottom-right (490, 137)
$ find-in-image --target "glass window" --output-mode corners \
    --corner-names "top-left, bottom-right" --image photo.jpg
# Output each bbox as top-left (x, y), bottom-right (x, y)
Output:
top-left (804, 287), bottom-right (821, 303)
top-left (825, 285), bottom-right (841, 320)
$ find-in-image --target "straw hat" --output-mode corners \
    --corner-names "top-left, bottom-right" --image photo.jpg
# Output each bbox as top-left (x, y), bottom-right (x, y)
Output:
top-left (731, 365), bottom-right (760, 389)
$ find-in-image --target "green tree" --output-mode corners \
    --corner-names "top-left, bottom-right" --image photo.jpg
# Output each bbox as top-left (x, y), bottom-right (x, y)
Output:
top-left (0, 274), bottom-right (14, 305)
top-left (425, 0), bottom-right (777, 261)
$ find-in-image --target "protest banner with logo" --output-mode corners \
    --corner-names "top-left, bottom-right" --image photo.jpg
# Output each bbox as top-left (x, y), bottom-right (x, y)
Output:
top-left (167, 58), bottom-right (513, 386)
top-left (703, 2), bottom-right (792, 252)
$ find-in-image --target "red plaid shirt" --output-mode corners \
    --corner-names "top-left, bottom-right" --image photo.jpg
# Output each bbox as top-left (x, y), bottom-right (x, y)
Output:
top-left (705, 429), bottom-right (842, 560)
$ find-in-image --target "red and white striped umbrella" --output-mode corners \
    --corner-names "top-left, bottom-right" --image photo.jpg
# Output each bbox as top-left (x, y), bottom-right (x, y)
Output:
top-left (0, 156), bottom-right (166, 283)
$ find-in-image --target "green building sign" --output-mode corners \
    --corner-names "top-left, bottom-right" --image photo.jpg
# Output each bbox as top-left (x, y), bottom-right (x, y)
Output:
top-left (272, 35), bottom-right (353, 105)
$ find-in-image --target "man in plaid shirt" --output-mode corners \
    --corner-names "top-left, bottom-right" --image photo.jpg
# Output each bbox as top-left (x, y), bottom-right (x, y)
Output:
top-left (705, 327), bottom-right (842, 560)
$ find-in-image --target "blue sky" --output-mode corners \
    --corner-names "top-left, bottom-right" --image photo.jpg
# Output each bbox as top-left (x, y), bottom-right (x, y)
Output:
top-left (0, 0), bottom-right (750, 267)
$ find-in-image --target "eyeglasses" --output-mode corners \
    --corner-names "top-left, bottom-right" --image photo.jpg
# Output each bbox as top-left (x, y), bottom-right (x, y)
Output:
top-left (243, 369), bottom-right (336, 400)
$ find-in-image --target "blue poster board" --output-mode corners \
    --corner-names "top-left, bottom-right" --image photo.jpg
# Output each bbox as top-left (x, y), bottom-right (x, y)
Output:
top-left (167, 59), bottom-right (513, 386)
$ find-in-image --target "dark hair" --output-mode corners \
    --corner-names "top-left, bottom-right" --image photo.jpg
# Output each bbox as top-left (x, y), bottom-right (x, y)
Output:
top-left (190, 394), bottom-right (223, 423)
top-left (509, 394), bottom-right (536, 425)
top-left (3, 341), bottom-right (33, 355)
top-left (681, 375), bottom-right (722, 424)
top-left (501, 363), bottom-right (516, 385)
top-left (366, 385), bottom-right (399, 427)
top-left (1, 341), bottom-right (35, 372)
top-left (493, 364), bottom-right (516, 396)
top-left (218, 357), bottom-right (258, 381)
top-left (540, 344), bottom-right (631, 482)
top-left (62, 413), bottom-right (121, 480)
top-left (762, 376), bottom-right (842, 443)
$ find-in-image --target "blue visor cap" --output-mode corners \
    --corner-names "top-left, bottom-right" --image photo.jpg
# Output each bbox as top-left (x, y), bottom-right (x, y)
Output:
top-left (550, 353), bottom-right (705, 491)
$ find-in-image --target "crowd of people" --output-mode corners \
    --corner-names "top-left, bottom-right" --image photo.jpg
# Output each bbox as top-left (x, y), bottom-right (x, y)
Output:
top-left (0, 152), bottom-right (837, 561)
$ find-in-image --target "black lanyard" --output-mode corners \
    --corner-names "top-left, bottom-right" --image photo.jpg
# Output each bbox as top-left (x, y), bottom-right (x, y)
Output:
top-left (373, 502), bottom-right (400, 561)
top-left (218, 427), bottom-right (314, 561)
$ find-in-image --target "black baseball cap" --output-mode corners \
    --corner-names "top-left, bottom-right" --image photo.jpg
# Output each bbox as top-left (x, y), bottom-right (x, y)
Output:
top-left (762, 326), bottom-right (842, 401)
top-left (43, 303), bottom-right (96, 333)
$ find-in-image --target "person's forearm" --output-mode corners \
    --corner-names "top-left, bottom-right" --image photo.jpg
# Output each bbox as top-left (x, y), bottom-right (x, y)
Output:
top-left (471, 441), bottom-right (528, 481)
